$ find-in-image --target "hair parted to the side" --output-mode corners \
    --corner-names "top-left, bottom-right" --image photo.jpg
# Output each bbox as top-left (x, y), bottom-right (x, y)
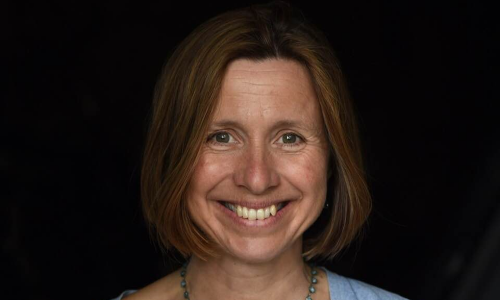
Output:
top-left (141, 0), bottom-right (372, 262)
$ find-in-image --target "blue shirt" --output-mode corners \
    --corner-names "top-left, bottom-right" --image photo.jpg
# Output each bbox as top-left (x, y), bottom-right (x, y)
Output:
top-left (111, 266), bottom-right (409, 300)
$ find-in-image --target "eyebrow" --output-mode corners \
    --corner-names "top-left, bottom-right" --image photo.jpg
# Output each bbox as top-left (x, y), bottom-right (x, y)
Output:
top-left (211, 119), bottom-right (317, 132)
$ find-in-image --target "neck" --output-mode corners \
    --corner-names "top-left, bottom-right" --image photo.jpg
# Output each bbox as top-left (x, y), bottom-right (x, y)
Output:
top-left (185, 238), bottom-right (312, 300)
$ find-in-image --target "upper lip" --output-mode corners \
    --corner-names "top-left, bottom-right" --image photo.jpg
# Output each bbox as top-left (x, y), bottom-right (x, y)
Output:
top-left (218, 199), bottom-right (291, 209)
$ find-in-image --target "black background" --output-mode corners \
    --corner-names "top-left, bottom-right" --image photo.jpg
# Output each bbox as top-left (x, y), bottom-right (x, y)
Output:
top-left (4, 1), bottom-right (500, 300)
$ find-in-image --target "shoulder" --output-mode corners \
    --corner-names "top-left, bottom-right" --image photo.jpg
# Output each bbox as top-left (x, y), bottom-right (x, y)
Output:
top-left (109, 268), bottom-right (183, 300)
top-left (319, 266), bottom-right (409, 300)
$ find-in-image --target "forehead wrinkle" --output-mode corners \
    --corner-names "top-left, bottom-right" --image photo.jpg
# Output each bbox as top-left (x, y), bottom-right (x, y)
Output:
top-left (218, 91), bottom-right (319, 126)
top-left (235, 78), bottom-right (312, 89)
top-left (227, 92), bottom-right (276, 97)
top-left (223, 81), bottom-right (313, 100)
top-left (211, 99), bottom-right (324, 137)
top-left (238, 81), bottom-right (275, 87)
top-left (227, 70), bottom-right (314, 92)
top-left (215, 59), bottom-right (323, 135)
top-left (220, 93), bottom-right (316, 114)
top-left (228, 68), bottom-right (297, 73)
top-left (228, 74), bottom-right (308, 83)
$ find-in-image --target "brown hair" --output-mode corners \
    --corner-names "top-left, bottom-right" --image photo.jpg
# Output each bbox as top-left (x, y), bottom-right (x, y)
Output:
top-left (141, 0), bottom-right (372, 262)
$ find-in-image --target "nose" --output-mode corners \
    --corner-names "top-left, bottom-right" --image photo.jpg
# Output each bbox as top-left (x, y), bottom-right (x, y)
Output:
top-left (233, 143), bottom-right (280, 195)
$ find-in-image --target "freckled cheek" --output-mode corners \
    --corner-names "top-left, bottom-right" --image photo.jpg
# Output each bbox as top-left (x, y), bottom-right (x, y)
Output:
top-left (287, 152), bottom-right (328, 184)
top-left (190, 154), bottom-right (235, 189)
top-left (288, 153), bottom-right (328, 209)
top-left (187, 155), bottom-right (232, 218)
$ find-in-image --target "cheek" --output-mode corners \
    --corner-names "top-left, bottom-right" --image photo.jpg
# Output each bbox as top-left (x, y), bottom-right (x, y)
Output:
top-left (286, 150), bottom-right (328, 186)
top-left (188, 153), bottom-right (233, 198)
top-left (287, 150), bottom-right (329, 211)
top-left (189, 147), bottom-right (328, 200)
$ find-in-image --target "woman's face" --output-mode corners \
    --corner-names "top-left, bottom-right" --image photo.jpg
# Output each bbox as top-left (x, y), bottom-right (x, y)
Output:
top-left (186, 58), bottom-right (329, 263)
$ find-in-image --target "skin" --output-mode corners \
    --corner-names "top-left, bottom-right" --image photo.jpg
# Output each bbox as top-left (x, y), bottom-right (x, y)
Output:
top-left (126, 58), bottom-right (331, 300)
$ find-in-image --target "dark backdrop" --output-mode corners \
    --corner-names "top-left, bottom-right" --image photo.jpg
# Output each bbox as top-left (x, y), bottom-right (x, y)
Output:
top-left (4, 1), bottom-right (499, 300)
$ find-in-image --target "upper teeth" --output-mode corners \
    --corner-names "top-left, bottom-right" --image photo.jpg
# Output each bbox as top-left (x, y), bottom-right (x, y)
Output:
top-left (223, 202), bottom-right (285, 220)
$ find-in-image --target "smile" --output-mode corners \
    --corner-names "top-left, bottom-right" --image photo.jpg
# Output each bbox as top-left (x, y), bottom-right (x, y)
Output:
top-left (219, 201), bottom-right (289, 220)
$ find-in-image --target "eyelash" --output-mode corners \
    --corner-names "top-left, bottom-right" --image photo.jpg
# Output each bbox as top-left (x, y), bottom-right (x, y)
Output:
top-left (206, 131), bottom-right (304, 149)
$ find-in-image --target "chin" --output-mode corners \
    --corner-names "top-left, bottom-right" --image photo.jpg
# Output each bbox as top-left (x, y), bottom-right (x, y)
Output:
top-left (220, 236), bottom-right (298, 264)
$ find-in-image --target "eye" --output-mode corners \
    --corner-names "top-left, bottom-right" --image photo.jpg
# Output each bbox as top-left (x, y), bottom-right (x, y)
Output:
top-left (206, 131), bottom-right (304, 149)
top-left (207, 131), bottom-right (237, 146)
top-left (277, 132), bottom-right (304, 148)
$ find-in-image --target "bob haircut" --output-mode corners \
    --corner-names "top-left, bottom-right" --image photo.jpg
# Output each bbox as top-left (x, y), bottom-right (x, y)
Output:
top-left (141, 0), bottom-right (372, 262)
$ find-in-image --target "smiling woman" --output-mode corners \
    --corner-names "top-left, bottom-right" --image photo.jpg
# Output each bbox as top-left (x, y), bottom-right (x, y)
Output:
top-left (112, 1), bottom-right (408, 300)
top-left (185, 58), bottom-right (330, 264)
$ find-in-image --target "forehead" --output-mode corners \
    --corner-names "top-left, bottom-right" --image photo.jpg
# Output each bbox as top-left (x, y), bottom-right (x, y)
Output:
top-left (212, 58), bottom-right (321, 130)
top-left (221, 58), bottom-right (315, 99)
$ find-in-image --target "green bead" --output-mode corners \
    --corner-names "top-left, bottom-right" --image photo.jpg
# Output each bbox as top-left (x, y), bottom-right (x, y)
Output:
top-left (309, 286), bottom-right (316, 293)
top-left (181, 270), bottom-right (186, 277)
top-left (181, 279), bottom-right (186, 287)
top-left (306, 296), bottom-right (312, 300)
top-left (184, 291), bottom-right (189, 298)
top-left (311, 270), bottom-right (318, 275)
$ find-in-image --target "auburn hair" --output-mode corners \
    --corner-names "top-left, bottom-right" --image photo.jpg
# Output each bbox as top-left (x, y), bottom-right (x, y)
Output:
top-left (141, 0), bottom-right (372, 262)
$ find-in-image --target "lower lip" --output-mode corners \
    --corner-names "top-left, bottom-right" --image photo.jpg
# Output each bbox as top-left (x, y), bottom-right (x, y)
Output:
top-left (215, 201), bottom-right (292, 229)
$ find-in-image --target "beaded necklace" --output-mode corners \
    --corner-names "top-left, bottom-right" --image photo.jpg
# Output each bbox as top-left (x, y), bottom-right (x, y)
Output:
top-left (179, 257), bottom-right (319, 300)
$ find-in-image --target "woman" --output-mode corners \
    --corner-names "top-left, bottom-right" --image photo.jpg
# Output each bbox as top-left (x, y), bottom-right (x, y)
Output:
top-left (113, 1), bottom-right (408, 299)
